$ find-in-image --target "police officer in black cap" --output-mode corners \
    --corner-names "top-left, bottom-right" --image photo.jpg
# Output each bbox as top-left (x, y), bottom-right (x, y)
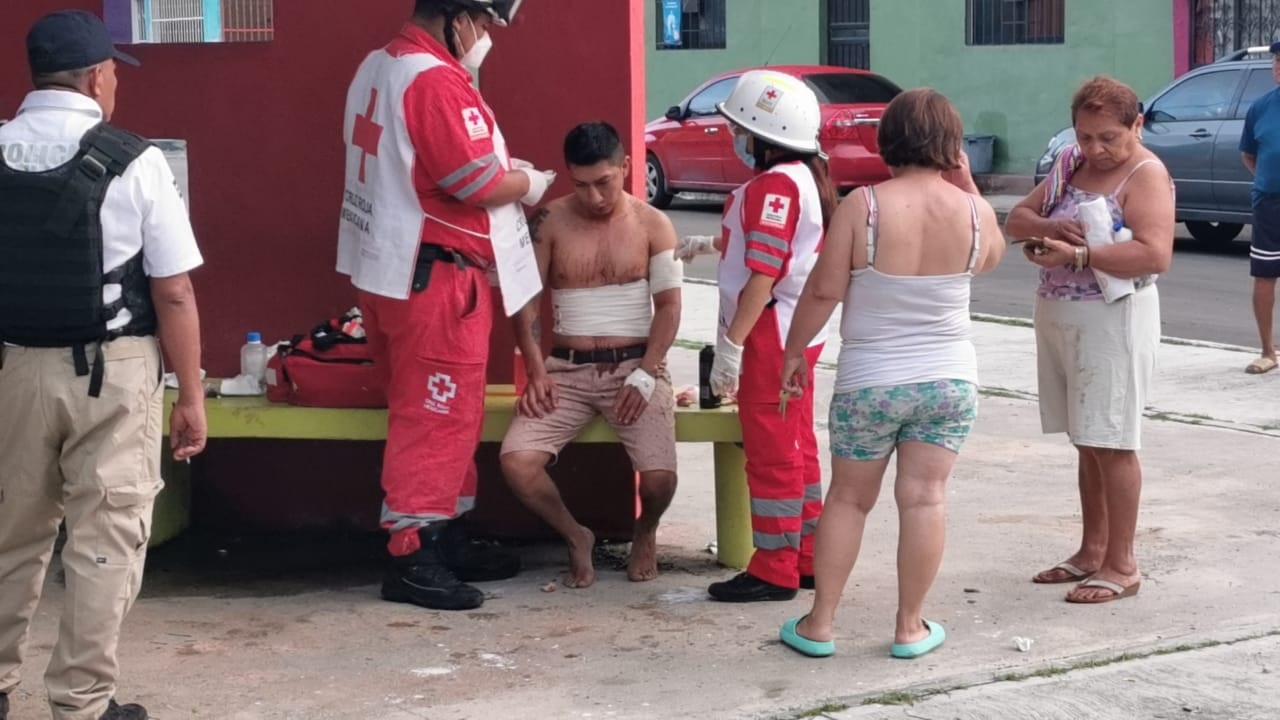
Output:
top-left (0, 10), bottom-right (207, 720)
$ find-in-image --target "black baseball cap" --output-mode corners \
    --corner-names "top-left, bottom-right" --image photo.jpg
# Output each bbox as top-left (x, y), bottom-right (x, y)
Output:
top-left (26, 10), bottom-right (140, 75)
top-left (1270, 40), bottom-right (1280, 55)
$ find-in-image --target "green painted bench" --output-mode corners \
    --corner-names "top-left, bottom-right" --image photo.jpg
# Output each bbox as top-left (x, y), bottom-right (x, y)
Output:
top-left (158, 386), bottom-right (753, 568)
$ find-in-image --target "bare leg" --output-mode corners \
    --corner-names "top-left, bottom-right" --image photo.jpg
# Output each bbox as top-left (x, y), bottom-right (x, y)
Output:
top-left (1034, 447), bottom-right (1108, 582)
top-left (628, 470), bottom-right (677, 582)
top-left (795, 455), bottom-right (890, 643)
top-left (500, 450), bottom-right (595, 588)
top-left (892, 441), bottom-right (959, 646)
top-left (1067, 447), bottom-right (1142, 601)
top-left (1254, 277), bottom-right (1277, 362)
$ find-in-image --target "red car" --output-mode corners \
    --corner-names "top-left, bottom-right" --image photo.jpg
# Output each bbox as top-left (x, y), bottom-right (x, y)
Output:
top-left (644, 65), bottom-right (902, 208)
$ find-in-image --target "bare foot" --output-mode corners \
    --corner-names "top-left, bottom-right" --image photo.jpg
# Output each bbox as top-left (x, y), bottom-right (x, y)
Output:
top-left (563, 526), bottom-right (596, 589)
top-left (626, 529), bottom-right (659, 582)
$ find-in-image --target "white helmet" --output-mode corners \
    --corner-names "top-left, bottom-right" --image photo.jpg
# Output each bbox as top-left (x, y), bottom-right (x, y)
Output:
top-left (717, 70), bottom-right (822, 154)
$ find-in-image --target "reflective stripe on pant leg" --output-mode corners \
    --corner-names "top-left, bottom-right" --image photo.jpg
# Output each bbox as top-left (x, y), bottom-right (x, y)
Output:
top-left (741, 398), bottom-right (804, 587)
top-left (797, 344), bottom-right (823, 577)
top-left (374, 265), bottom-right (492, 555)
top-left (738, 308), bottom-right (806, 588)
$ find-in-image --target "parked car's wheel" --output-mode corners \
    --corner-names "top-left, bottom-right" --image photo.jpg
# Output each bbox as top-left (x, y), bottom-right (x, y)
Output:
top-left (646, 153), bottom-right (674, 209)
top-left (1185, 221), bottom-right (1243, 245)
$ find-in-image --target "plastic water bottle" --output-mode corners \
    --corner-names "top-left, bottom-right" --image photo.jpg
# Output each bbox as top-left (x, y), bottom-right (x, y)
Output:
top-left (240, 332), bottom-right (269, 388)
top-left (1113, 220), bottom-right (1134, 244)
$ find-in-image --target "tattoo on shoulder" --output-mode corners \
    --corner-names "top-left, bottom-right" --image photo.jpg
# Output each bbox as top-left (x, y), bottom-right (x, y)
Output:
top-left (528, 207), bottom-right (551, 244)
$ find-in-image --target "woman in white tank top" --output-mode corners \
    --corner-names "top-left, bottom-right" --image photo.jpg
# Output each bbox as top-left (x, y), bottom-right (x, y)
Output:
top-left (775, 89), bottom-right (1006, 659)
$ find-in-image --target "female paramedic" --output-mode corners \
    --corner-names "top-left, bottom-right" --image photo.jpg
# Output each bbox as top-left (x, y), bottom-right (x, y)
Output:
top-left (705, 70), bottom-right (838, 603)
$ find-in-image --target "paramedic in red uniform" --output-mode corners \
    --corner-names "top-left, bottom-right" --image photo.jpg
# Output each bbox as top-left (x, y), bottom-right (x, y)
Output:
top-left (336, 0), bottom-right (555, 611)
top-left (703, 71), bottom-right (837, 602)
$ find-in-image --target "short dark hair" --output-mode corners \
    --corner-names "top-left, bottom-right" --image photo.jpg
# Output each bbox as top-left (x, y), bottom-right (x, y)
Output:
top-left (876, 88), bottom-right (963, 170)
top-left (563, 122), bottom-right (625, 167)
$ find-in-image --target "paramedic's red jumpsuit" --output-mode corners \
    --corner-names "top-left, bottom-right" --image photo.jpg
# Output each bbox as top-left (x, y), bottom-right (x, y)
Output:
top-left (348, 25), bottom-right (508, 557)
top-left (719, 164), bottom-right (826, 589)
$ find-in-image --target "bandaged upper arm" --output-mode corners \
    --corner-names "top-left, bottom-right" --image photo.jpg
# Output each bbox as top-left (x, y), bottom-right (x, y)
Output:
top-left (649, 249), bottom-right (683, 294)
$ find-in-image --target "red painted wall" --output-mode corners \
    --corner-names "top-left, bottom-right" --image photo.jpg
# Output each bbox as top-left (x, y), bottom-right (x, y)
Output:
top-left (2, 1), bottom-right (647, 535)
top-left (3, 0), bottom-right (406, 377)
top-left (3, 0), bottom-right (646, 380)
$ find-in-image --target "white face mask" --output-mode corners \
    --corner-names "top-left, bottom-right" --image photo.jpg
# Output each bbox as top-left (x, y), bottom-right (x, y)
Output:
top-left (733, 133), bottom-right (755, 170)
top-left (459, 15), bottom-right (493, 74)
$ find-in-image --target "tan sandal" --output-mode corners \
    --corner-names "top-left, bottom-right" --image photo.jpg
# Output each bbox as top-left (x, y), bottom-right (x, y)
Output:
top-left (1032, 561), bottom-right (1094, 584)
top-left (1246, 357), bottom-right (1277, 374)
top-left (1065, 577), bottom-right (1141, 604)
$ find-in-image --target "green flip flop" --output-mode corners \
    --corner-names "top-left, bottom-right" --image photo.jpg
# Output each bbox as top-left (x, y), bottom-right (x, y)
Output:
top-left (890, 619), bottom-right (946, 659)
top-left (780, 616), bottom-right (835, 658)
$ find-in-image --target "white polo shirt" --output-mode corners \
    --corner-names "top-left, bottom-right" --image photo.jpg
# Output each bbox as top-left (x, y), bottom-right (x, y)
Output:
top-left (0, 90), bottom-right (203, 331)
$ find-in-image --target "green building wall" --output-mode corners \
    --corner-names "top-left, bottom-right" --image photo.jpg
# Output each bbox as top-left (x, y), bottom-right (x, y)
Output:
top-left (871, 0), bottom-right (1174, 173)
top-left (643, 2), bottom-right (823, 121)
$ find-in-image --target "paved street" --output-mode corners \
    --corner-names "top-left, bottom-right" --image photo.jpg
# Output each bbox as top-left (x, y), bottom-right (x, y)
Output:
top-left (666, 196), bottom-right (1261, 349)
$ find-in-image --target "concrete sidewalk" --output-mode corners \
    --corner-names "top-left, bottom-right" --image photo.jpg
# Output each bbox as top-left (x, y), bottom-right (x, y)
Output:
top-left (5, 282), bottom-right (1279, 719)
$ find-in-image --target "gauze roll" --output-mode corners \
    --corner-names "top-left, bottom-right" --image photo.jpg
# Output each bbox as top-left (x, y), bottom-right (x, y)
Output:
top-left (1077, 196), bottom-right (1136, 304)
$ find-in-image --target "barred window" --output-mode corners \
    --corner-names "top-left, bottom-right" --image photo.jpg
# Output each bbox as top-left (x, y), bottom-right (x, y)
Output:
top-left (655, 0), bottom-right (727, 51)
top-left (966, 0), bottom-right (1064, 46)
top-left (221, 0), bottom-right (275, 43)
top-left (105, 0), bottom-right (274, 43)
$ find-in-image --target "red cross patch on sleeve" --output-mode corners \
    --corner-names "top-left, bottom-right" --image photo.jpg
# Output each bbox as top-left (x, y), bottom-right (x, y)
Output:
top-left (760, 193), bottom-right (791, 227)
top-left (462, 107), bottom-right (490, 141)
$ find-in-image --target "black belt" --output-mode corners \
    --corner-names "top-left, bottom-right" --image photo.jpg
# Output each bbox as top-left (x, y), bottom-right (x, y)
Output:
top-left (550, 344), bottom-right (647, 365)
top-left (412, 244), bottom-right (476, 292)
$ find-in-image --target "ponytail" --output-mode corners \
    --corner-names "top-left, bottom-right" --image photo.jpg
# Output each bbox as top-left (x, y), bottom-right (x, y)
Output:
top-left (802, 155), bottom-right (838, 230)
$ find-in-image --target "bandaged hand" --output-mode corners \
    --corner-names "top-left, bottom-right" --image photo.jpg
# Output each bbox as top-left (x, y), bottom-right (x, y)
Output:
top-left (624, 368), bottom-right (656, 401)
top-left (710, 336), bottom-right (743, 397)
top-left (519, 167), bottom-right (557, 206)
top-left (675, 235), bottom-right (718, 263)
top-left (613, 367), bottom-right (656, 426)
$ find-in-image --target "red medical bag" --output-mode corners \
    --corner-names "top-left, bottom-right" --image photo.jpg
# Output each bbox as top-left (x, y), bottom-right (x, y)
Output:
top-left (265, 311), bottom-right (386, 408)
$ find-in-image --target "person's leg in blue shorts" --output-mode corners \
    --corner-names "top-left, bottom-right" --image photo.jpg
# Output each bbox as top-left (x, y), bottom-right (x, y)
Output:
top-left (1248, 194), bottom-right (1280, 373)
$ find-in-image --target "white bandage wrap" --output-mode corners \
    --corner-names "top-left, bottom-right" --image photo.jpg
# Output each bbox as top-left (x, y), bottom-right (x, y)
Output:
top-left (552, 280), bottom-right (653, 337)
top-left (624, 367), bottom-right (656, 402)
top-left (648, 249), bottom-right (683, 294)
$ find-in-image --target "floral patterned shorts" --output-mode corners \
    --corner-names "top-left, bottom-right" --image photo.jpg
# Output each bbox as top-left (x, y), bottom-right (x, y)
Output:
top-left (829, 380), bottom-right (979, 461)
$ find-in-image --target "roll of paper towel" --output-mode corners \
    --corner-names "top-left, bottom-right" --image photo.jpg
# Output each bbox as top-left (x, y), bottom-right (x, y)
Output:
top-left (1076, 196), bottom-right (1135, 303)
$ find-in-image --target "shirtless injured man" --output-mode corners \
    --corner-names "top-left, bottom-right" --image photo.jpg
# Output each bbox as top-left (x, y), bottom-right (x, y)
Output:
top-left (500, 121), bottom-right (682, 588)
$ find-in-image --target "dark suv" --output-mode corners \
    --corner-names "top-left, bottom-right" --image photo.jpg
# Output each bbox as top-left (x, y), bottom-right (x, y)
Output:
top-left (1034, 46), bottom-right (1277, 245)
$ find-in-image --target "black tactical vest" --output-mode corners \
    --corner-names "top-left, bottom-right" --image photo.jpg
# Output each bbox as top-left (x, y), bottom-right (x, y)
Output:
top-left (0, 123), bottom-right (158, 396)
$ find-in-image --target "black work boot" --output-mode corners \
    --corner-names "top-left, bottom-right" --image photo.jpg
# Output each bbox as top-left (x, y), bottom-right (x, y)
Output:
top-left (438, 513), bottom-right (521, 582)
top-left (381, 522), bottom-right (484, 611)
top-left (1, 691), bottom-right (8, 720)
top-left (708, 572), bottom-right (798, 603)
top-left (100, 699), bottom-right (148, 720)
